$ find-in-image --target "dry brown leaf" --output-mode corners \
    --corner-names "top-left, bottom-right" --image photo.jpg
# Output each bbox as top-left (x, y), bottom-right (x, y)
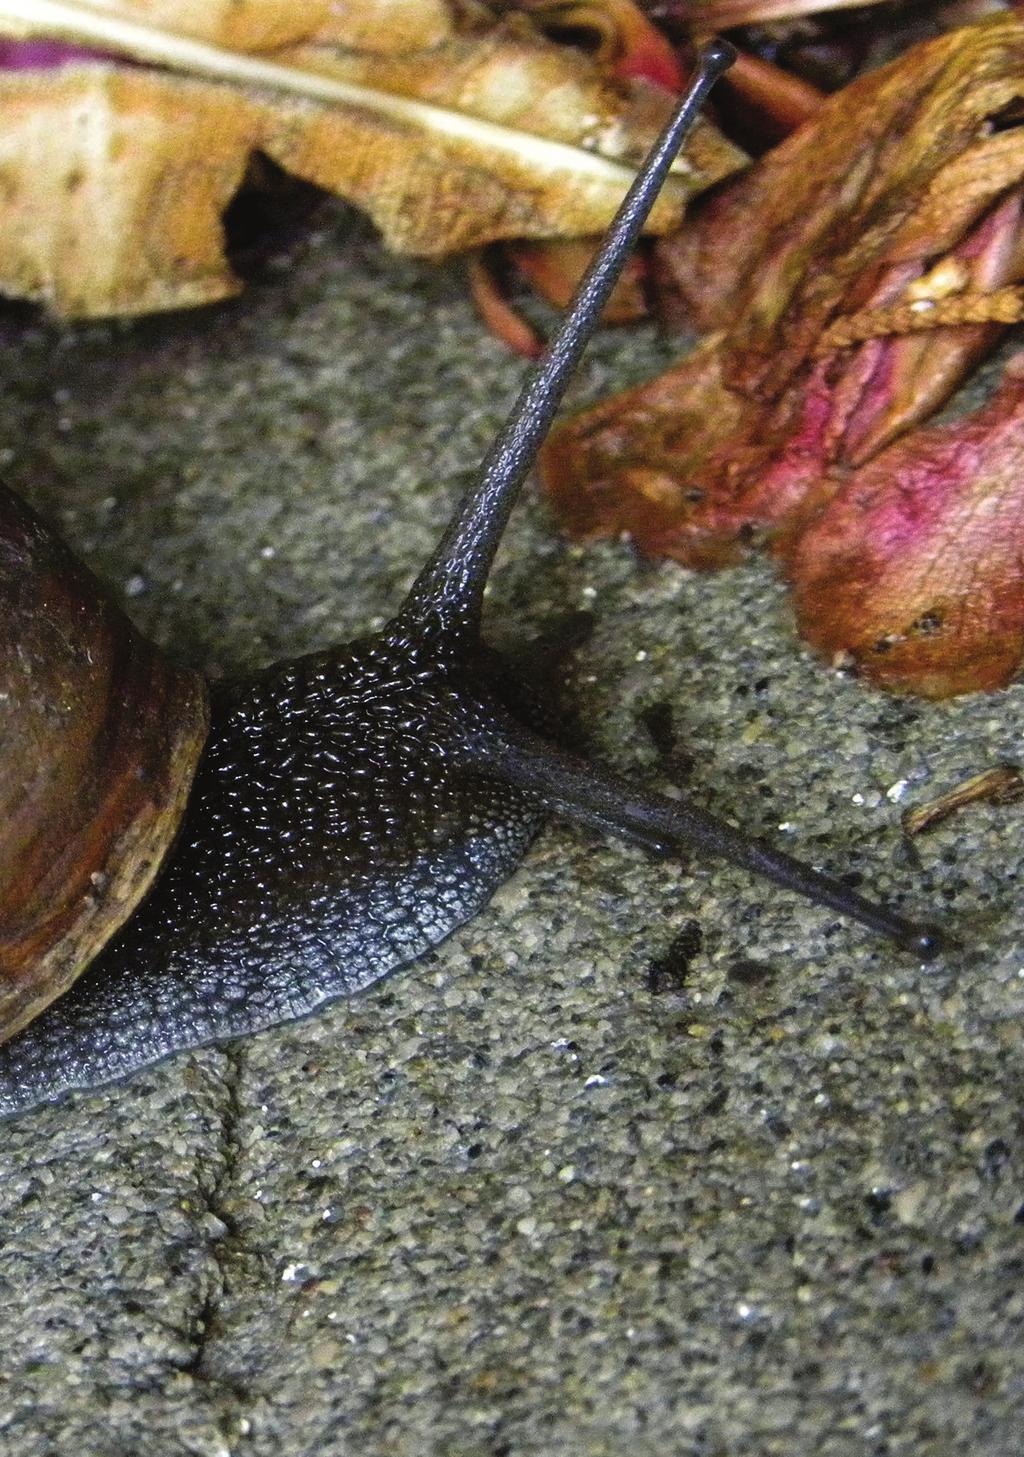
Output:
top-left (661, 0), bottom-right (892, 24)
top-left (0, 0), bottom-right (743, 317)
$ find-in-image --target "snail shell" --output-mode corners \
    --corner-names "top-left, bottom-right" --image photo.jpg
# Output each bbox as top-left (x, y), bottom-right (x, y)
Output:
top-left (0, 487), bottom-right (208, 1039)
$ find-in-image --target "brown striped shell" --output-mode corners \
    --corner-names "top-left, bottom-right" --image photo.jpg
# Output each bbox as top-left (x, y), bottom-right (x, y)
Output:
top-left (0, 486), bottom-right (208, 1041)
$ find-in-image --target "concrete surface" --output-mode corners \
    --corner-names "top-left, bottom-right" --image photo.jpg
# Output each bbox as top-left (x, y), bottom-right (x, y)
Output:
top-left (0, 205), bottom-right (1021, 1456)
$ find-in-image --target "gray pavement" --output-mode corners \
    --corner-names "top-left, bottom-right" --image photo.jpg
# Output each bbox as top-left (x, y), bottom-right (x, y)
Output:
top-left (0, 207), bottom-right (1021, 1456)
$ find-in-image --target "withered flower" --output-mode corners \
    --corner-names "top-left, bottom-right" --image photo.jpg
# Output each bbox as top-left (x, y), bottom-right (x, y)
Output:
top-left (542, 16), bottom-right (1024, 694)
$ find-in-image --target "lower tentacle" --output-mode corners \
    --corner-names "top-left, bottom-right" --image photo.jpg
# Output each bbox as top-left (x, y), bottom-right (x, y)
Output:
top-left (470, 721), bottom-right (943, 959)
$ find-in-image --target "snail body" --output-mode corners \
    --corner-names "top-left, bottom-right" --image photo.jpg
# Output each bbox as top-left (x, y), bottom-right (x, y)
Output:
top-left (0, 46), bottom-right (940, 1120)
top-left (0, 606), bottom-right (544, 1110)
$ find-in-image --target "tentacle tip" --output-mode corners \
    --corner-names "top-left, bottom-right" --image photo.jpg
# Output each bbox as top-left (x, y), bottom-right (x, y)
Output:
top-left (697, 37), bottom-right (737, 79)
top-left (898, 924), bottom-right (945, 962)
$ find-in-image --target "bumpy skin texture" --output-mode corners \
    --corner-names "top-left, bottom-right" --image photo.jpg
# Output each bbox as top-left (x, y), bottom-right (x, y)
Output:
top-left (0, 630), bottom-right (544, 1117)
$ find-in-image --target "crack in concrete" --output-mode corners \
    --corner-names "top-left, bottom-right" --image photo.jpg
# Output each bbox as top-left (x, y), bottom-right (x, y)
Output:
top-left (181, 1044), bottom-right (255, 1417)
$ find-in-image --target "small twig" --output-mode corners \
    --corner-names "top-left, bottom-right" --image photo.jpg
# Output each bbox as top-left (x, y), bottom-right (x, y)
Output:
top-left (902, 765), bottom-right (1024, 837)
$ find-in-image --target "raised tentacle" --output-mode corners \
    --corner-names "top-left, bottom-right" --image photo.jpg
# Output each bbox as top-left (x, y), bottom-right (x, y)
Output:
top-left (396, 40), bottom-right (736, 646)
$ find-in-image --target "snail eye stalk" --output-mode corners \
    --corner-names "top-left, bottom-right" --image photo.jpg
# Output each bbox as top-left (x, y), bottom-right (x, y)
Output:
top-left (397, 39), bottom-right (737, 646)
top-left (473, 724), bottom-right (944, 960)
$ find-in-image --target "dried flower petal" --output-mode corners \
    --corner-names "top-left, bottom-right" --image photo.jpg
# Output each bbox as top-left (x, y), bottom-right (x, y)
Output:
top-left (511, 236), bottom-right (649, 318)
top-left (542, 18), bottom-right (1024, 693)
top-left (517, 0), bottom-right (685, 90)
top-left (468, 250), bottom-right (545, 358)
top-left (709, 48), bottom-right (825, 151)
top-left (788, 356), bottom-right (1024, 696)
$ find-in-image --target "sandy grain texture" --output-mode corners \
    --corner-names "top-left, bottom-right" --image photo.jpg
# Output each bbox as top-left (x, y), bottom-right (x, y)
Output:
top-left (0, 208), bottom-right (1021, 1457)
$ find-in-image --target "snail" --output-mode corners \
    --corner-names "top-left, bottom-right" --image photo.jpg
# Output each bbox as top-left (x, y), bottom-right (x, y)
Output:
top-left (0, 43), bottom-right (941, 1122)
